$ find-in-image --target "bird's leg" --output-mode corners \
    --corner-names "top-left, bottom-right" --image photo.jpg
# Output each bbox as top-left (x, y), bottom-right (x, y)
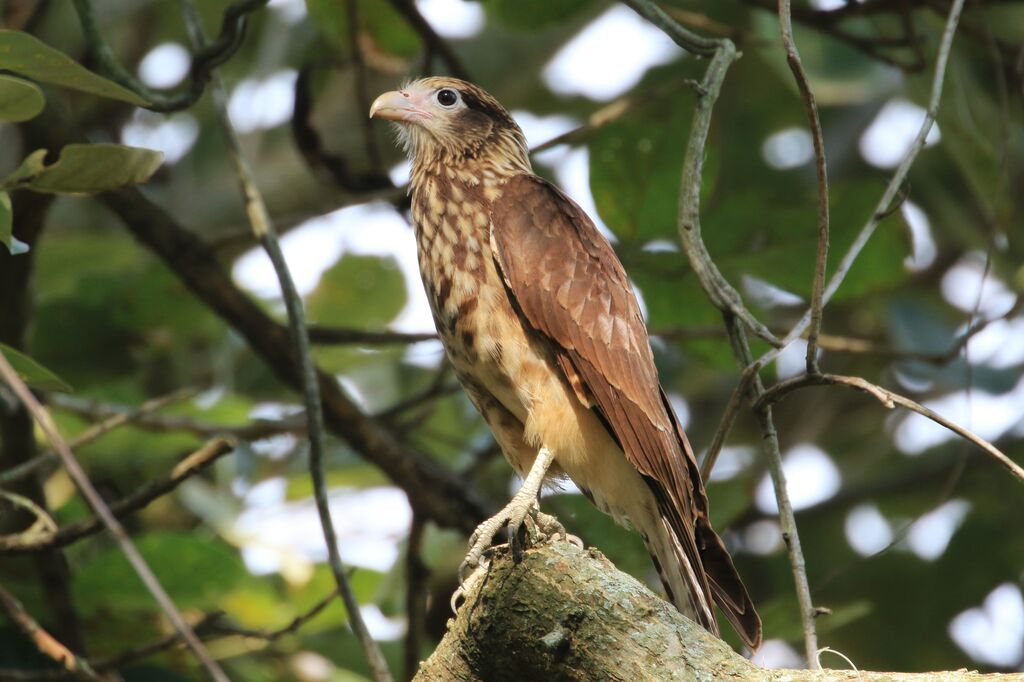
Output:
top-left (459, 446), bottom-right (556, 579)
top-left (451, 447), bottom-right (584, 611)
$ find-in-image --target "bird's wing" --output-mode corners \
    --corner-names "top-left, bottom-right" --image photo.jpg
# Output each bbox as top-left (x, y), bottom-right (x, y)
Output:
top-left (489, 173), bottom-right (760, 648)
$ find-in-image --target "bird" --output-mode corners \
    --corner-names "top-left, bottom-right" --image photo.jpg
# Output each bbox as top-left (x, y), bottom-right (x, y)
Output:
top-left (370, 77), bottom-right (761, 650)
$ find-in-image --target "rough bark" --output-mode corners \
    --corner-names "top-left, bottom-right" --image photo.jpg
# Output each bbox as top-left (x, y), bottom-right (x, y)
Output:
top-left (416, 542), bottom-right (1024, 681)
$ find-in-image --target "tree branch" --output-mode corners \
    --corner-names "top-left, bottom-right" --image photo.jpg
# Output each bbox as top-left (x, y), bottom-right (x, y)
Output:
top-left (757, 372), bottom-right (1024, 485)
top-left (175, 0), bottom-right (392, 677)
top-left (45, 392), bottom-right (303, 442)
top-left (388, 0), bottom-right (470, 80)
top-left (416, 542), bottom-right (1019, 680)
top-left (71, 0), bottom-right (269, 112)
top-left (0, 583), bottom-right (101, 681)
top-left (624, 5), bottom-right (821, 662)
top-left (623, 2), bottom-right (782, 348)
top-left (722, 315), bottom-right (820, 666)
top-left (752, 0), bottom-right (967, 375)
top-left (1, 437), bottom-right (237, 554)
top-left (0, 353), bottom-right (228, 682)
top-left (0, 389), bottom-right (196, 486)
top-left (778, 0), bottom-right (830, 374)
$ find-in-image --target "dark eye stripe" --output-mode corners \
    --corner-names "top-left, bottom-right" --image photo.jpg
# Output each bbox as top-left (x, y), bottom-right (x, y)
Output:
top-left (459, 90), bottom-right (513, 126)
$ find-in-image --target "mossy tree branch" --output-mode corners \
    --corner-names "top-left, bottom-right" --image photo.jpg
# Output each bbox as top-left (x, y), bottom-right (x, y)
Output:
top-left (416, 542), bottom-right (1022, 682)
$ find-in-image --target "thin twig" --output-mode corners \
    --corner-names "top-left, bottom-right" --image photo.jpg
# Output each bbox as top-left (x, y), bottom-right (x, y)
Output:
top-left (0, 389), bottom-right (196, 485)
top-left (625, 1), bottom-right (781, 349)
top-left (308, 325), bottom-right (438, 345)
top-left (175, 2), bottom-right (393, 679)
top-left (700, 293), bottom-right (1020, 478)
top-left (344, 0), bottom-right (383, 170)
top-left (1, 437), bottom-right (236, 553)
top-left (0, 353), bottom-right (228, 681)
top-left (388, 0), bottom-right (470, 80)
top-left (0, 588), bottom-right (342, 679)
top-left (722, 316), bottom-right (820, 666)
top-left (404, 515), bottom-right (428, 681)
top-left (532, 79), bottom-right (689, 154)
top-left (0, 583), bottom-right (102, 681)
top-left (778, 0), bottom-right (830, 374)
top-left (754, 0), bottom-right (967, 375)
top-left (705, 0), bottom-right (970, 469)
top-left (71, 0), bottom-right (269, 112)
top-left (0, 489), bottom-right (58, 550)
top-left (625, 1), bottom-right (821, 661)
top-left (46, 392), bottom-right (305, 442)
top-left (621, 0), bottom-right (720, 56)
top-left (757, 373), bottom-right (1024, 484)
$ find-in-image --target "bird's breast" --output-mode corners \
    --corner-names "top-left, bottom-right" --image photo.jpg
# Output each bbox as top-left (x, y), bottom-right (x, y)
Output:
top-left (410, 173), bottom-right (538, 419)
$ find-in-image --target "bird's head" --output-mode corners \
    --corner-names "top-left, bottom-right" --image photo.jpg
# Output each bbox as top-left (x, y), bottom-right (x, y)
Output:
top-left (370, 77), bottom-right (529, 173)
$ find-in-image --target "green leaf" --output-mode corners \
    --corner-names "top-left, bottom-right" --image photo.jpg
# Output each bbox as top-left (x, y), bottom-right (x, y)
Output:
top-left (589, 91), bottom-right (697, 244)
top-left (19, 144), bottom-right (163, 195)
top-left (0, 29), bottom-right (148, 106)
top-left (1, 149), bottom-right (48, 189)
top-left (0, 74), bottom-right (44, 122)
top-left (72, 532), bottom-right (248, 615)
top-left (0, 343), bottom-right (72, 392)
top-left (306, 254), bottom-right (407, 329)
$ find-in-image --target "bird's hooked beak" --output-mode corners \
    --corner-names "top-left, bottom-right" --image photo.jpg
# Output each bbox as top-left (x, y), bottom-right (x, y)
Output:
top-left (369, 88), bottom-right (431, 124)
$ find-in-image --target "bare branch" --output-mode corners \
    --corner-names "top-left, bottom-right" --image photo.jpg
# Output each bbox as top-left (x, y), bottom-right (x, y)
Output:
top-left (46, 392), bottom-right (304, 441)
top-left (624, 2), bottom-right (820, 661)
top-left (754, 0), bottom-right (968, 374)
top-left (0, 489), bottom-right (57, 550)
top-left (0, 583), bottom-right (102, 681)
top-left (388, 0), bottom-right (470, 80)
top-left (722, 316), bottom-right (820, 666)
top-left (621, 0), bottom-right (720, 56)
top-left (308, 325), bottom-right (438, 345)
top-left (174, 2), bottom-right (393, 678)
top-left (1, 588), bottom-right (342, 678)
top-left (0, 352), bottom-right (228, 682)
top-left (1, 437), bottom-right (236, 554)
top-left (758, 373), bottom-right (1024, 485)
top-left (71, 0), bottom-right (269, 112)
top-left (1, 389), bottom-right (196, 486)
top-left (778, 0), bottom-right (830, 375)
top-left (624, 2), bottom-right (782, 348)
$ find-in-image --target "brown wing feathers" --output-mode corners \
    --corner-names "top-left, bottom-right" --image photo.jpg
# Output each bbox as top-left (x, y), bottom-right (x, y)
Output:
top-left (490, 174), bottom-right (761, 649)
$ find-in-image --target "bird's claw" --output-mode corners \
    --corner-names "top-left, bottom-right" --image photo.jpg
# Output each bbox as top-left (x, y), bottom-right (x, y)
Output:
top-left (451, 555), bottom-right (489, 613)
top-left (532, 510), bottom-right (583, 549)
top-left (452, 496), bottom-right (584, 613)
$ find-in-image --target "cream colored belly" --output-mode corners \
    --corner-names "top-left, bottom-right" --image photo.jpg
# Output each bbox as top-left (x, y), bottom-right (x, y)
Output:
top-left (438, 279), bottom-right (654, 529)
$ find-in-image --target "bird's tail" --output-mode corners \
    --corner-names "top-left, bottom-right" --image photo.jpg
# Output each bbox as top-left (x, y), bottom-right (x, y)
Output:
top-left (639, 503), bottom-right (762, 651)
top-left (640, 508), bottom-right (717, 633)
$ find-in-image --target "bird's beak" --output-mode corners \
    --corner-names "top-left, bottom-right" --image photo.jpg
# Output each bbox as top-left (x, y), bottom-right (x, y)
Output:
top-left (369, 90), bottom-right (424, 123)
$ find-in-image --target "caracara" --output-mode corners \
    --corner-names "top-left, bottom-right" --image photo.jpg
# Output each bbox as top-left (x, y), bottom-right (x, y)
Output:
top-left (371, 77), bottom-right (761, 649)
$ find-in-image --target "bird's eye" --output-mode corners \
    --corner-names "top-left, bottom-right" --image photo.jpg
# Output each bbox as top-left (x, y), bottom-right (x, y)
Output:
top-left (436, 88), bottom-right (459, 107)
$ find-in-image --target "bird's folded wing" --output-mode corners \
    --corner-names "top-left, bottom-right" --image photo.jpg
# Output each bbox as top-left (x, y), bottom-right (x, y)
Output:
top-left (488, 173), bottom-right (718, 628)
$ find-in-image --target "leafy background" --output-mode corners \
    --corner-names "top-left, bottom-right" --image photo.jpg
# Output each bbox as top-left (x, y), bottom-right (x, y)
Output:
top-left (1, 0), bottom-right (1023, 679)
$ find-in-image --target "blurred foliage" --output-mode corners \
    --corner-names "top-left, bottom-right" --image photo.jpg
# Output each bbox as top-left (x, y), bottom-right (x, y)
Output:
top-left (0, 0), bottom-right (1022, 679)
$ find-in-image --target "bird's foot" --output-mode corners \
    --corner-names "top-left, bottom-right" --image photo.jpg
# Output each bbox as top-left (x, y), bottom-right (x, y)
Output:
top-left (451, 500), bottom-right (583, 613)
top-left (458, 492), bottom-right (539, 586)
top-left (532, 510), bottom-right (584, 551)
